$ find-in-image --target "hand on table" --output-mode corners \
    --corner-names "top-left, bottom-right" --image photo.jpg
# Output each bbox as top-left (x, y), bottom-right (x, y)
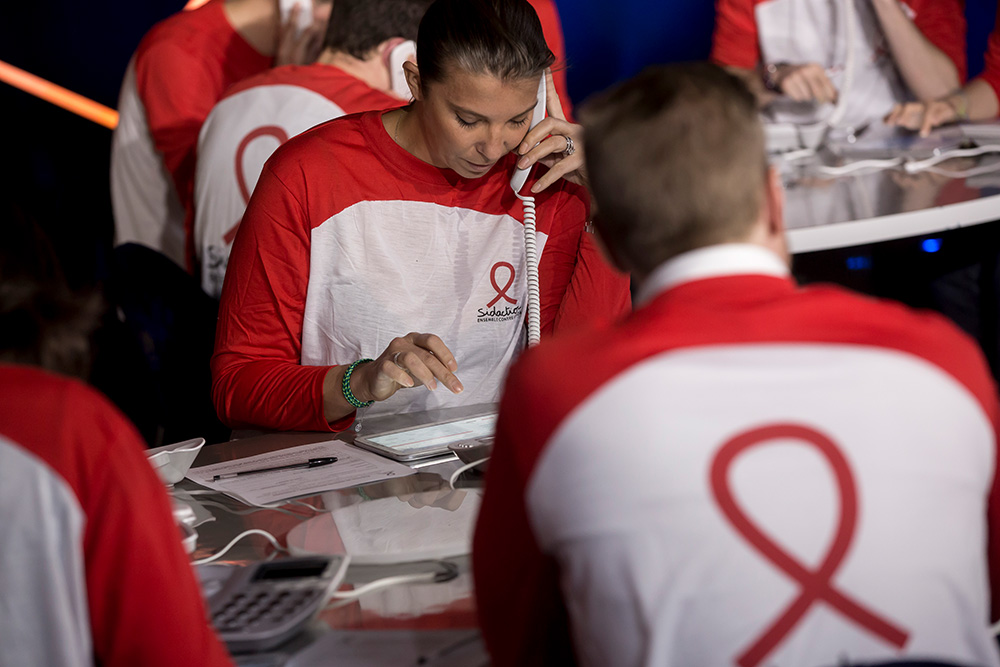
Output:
top-left (516, 68), bottom-right (587, 194)
top-left (352, 332), bottom-right (464, 403)
top-left (884, 100), bottom-right (959, 137)
top-left (774, 63), bottom-right (839, 105)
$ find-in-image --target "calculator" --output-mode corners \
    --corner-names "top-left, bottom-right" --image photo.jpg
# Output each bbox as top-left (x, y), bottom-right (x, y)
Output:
top-left (207, 556), bottom-right (346, 653)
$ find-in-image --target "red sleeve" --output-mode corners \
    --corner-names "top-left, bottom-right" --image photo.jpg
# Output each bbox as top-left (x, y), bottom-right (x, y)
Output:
top-left (536, 184), bottom-right (588, 337)
top-left (72, 385), bottom-right (233, 667)
top-left (908, 0), bottom-right (967, 82)
top-left (211, 159), bottom-right (354, 432)
top-left (526, 0), bottom-right (574, 118)
top-left (135, 40), bottom-right (220, 223)
top-left (473, 363), bottom-right (577, 667)
top-left (553, 231), bottom-right (631, 334)
top-left (981, 9), bottom-right (1000, 104)
top-left (710, 0), bottom-right (760, 69)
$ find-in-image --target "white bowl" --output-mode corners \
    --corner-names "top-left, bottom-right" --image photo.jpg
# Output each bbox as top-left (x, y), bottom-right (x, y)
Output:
top-left (147, 438), bottom-right (206, 485)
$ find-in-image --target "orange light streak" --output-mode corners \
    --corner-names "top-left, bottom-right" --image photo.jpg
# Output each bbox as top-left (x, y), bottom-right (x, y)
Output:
top-left (184, 0), bottom-right (211, 9)
top-left (0, 60), bottom-right (119, 130)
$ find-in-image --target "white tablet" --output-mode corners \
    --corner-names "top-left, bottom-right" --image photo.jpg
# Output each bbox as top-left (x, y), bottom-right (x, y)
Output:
top-left (353, 413), bottom-right (497, 462)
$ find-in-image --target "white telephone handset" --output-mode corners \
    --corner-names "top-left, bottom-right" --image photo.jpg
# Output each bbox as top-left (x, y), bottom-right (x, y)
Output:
top-left (279, 0), bottom-right (314, 37)
top-left (510, 76), bottom-right (547, 193)
top-left (388, 40), bottom-right (417, 101)
top-left (512, 75), bottom-right (547, 347)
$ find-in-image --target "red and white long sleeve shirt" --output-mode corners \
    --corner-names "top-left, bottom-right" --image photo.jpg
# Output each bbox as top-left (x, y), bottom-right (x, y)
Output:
top-left (195, 65), bottom-right (401, 297)
top-left (0, 364), bottom-right (232, 667)
top-left (111, 0), bottom-right (270, 269)
top-left (475, 244), bottom-right (1000, 667)
top-left (711, 0), bottom-right (966, 127)
top-left (212, 110), bottom-right (629, 432)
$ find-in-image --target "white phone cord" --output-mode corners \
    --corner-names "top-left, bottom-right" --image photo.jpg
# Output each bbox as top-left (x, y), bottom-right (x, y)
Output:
top-left (192, 529), bottom-right (288, 566)
top-left (825, 0), bottom-right (855, 129)
top-left (517, 192), bottom-right (542, 347)
top-left (782, 0), bottom-right (856, 151)
top-left (448, 456), bottom-right (492, 490)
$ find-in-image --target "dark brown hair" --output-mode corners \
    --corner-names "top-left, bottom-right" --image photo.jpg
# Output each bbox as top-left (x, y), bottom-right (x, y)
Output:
top-left (581, 63), bottom-right (768, 275)
top-left (0, 209), bottom-right (100, 378)
top-left (416, 0), bottom-right (554, 85)
top-left (323, 0), bottom-right (434, 59)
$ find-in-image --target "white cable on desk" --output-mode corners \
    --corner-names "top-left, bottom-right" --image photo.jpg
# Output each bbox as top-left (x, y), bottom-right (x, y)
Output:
top-left (192, 529), bottom-right (288, 566)
top-left (324, 561), bottom-right (459, 609)
top-left (815, 157), bottom-right (904, 176)
top-left (903, 144), bottom-right (1000, 173)
top-left (790, 144), bottom-right (1000, 180)
top-left (448, 457), bottom-right (491, 491)
top-left (921, 162), bottom-right (1000, 179)
top-left (176, 489), bottom-right (323, 514)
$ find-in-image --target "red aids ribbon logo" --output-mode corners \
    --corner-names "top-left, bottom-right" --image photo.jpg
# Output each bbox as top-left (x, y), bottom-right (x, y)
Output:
top-left (710, 424), bottom-right (908, 667)
top-left (488, 262), bottom-right (518, 307)
top-left (223, 125), bottom-right (289, 245)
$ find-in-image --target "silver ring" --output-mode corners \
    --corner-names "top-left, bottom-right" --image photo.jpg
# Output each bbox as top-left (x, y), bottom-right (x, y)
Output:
top-left (562, 135), bottom-right (576, 156)
top-left (392, 351), bottom-right (404, 368)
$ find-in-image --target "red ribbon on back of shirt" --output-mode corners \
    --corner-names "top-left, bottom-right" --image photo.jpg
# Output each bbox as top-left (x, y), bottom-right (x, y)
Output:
top-left (224, 125), bottom-right (290, 245)
top-left (710, 423), bottom-right (908, 667)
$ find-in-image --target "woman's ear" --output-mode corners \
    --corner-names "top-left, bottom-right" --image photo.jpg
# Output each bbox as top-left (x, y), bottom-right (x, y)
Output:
top-left (403, 60), bottom-right (422, 101)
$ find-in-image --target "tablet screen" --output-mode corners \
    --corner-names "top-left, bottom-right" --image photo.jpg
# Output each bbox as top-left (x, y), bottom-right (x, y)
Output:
top-left (363, 414), bottom-right (497, 454)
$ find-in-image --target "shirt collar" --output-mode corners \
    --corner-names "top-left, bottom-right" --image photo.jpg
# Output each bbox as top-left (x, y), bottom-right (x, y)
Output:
top-left (635, 244), bottom-right (790, 307)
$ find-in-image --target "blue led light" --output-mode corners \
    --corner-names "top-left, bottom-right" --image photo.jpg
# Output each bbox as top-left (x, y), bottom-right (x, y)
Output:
top-left (921, 238), bottom-right (942, 253)
top-left (846, 256), bottom-right (872, 270)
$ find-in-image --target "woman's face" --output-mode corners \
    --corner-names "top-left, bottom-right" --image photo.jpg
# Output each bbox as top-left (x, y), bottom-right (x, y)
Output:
top-left (411, 64), bottom-right (541, 179)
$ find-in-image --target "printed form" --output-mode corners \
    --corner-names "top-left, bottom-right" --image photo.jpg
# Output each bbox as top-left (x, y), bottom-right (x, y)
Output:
top-left (187, 440), bottom-right (415, 506)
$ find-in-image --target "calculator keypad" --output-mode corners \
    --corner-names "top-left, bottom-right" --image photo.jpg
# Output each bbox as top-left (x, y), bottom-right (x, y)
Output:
top-left (212, 587), bottom-right (321, 633)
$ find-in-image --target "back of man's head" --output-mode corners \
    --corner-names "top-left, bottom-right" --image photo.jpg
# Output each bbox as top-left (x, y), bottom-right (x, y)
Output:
top-left (581, 63), bottom-right (768, 276)
top-left (323, 0), bottom-right (434, 58)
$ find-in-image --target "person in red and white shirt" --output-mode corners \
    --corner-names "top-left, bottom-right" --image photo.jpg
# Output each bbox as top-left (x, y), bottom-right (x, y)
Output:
top-left (194, 0), bottom-right (432, 298)
top-left (888, 3), bottom-right (1000, 135)
top-left (211, 0), bottom-right (630, 433)
top-left (711, 0), bottom-right (966, 130)
top-left (0, 218), bottom-right (232, 667)
top-left (474, 63), bottom-right (1000, 667)
top-left (110, 0), bottom-right (330, 269)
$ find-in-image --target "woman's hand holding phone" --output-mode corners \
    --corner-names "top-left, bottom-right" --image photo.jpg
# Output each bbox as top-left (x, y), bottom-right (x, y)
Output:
top-left (515, 69), bottom-right (588, 194)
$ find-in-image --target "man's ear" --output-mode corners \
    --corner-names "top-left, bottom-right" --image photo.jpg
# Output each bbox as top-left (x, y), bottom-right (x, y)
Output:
top-left (402, 60), bottom-right (422, 102)
top-left (764, 165), bottom-right (785, 239)
top-left (763, 165), bottom-right (790, 264)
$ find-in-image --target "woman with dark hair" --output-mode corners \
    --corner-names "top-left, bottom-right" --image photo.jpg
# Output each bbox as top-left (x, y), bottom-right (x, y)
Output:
top-left (213, 0), bottom-right (629, 432)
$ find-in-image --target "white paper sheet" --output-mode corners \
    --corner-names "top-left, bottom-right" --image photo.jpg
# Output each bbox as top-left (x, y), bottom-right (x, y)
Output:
top-left (186, 441), bottom-right (415, 506)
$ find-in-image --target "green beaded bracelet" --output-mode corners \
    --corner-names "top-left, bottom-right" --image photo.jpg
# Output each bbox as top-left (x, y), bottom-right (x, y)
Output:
top-left (342, 358), bottom-right (374, 409)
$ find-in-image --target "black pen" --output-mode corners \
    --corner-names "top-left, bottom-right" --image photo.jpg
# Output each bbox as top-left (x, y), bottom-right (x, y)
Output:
top-left (212, 457), bottom-right (339, 482)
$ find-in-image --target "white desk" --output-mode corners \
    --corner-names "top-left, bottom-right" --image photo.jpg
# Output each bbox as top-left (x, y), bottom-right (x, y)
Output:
top-left (778, 124), bottom-right (1000, 254)
top-left (177, 406), bottom-right (493, 665)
